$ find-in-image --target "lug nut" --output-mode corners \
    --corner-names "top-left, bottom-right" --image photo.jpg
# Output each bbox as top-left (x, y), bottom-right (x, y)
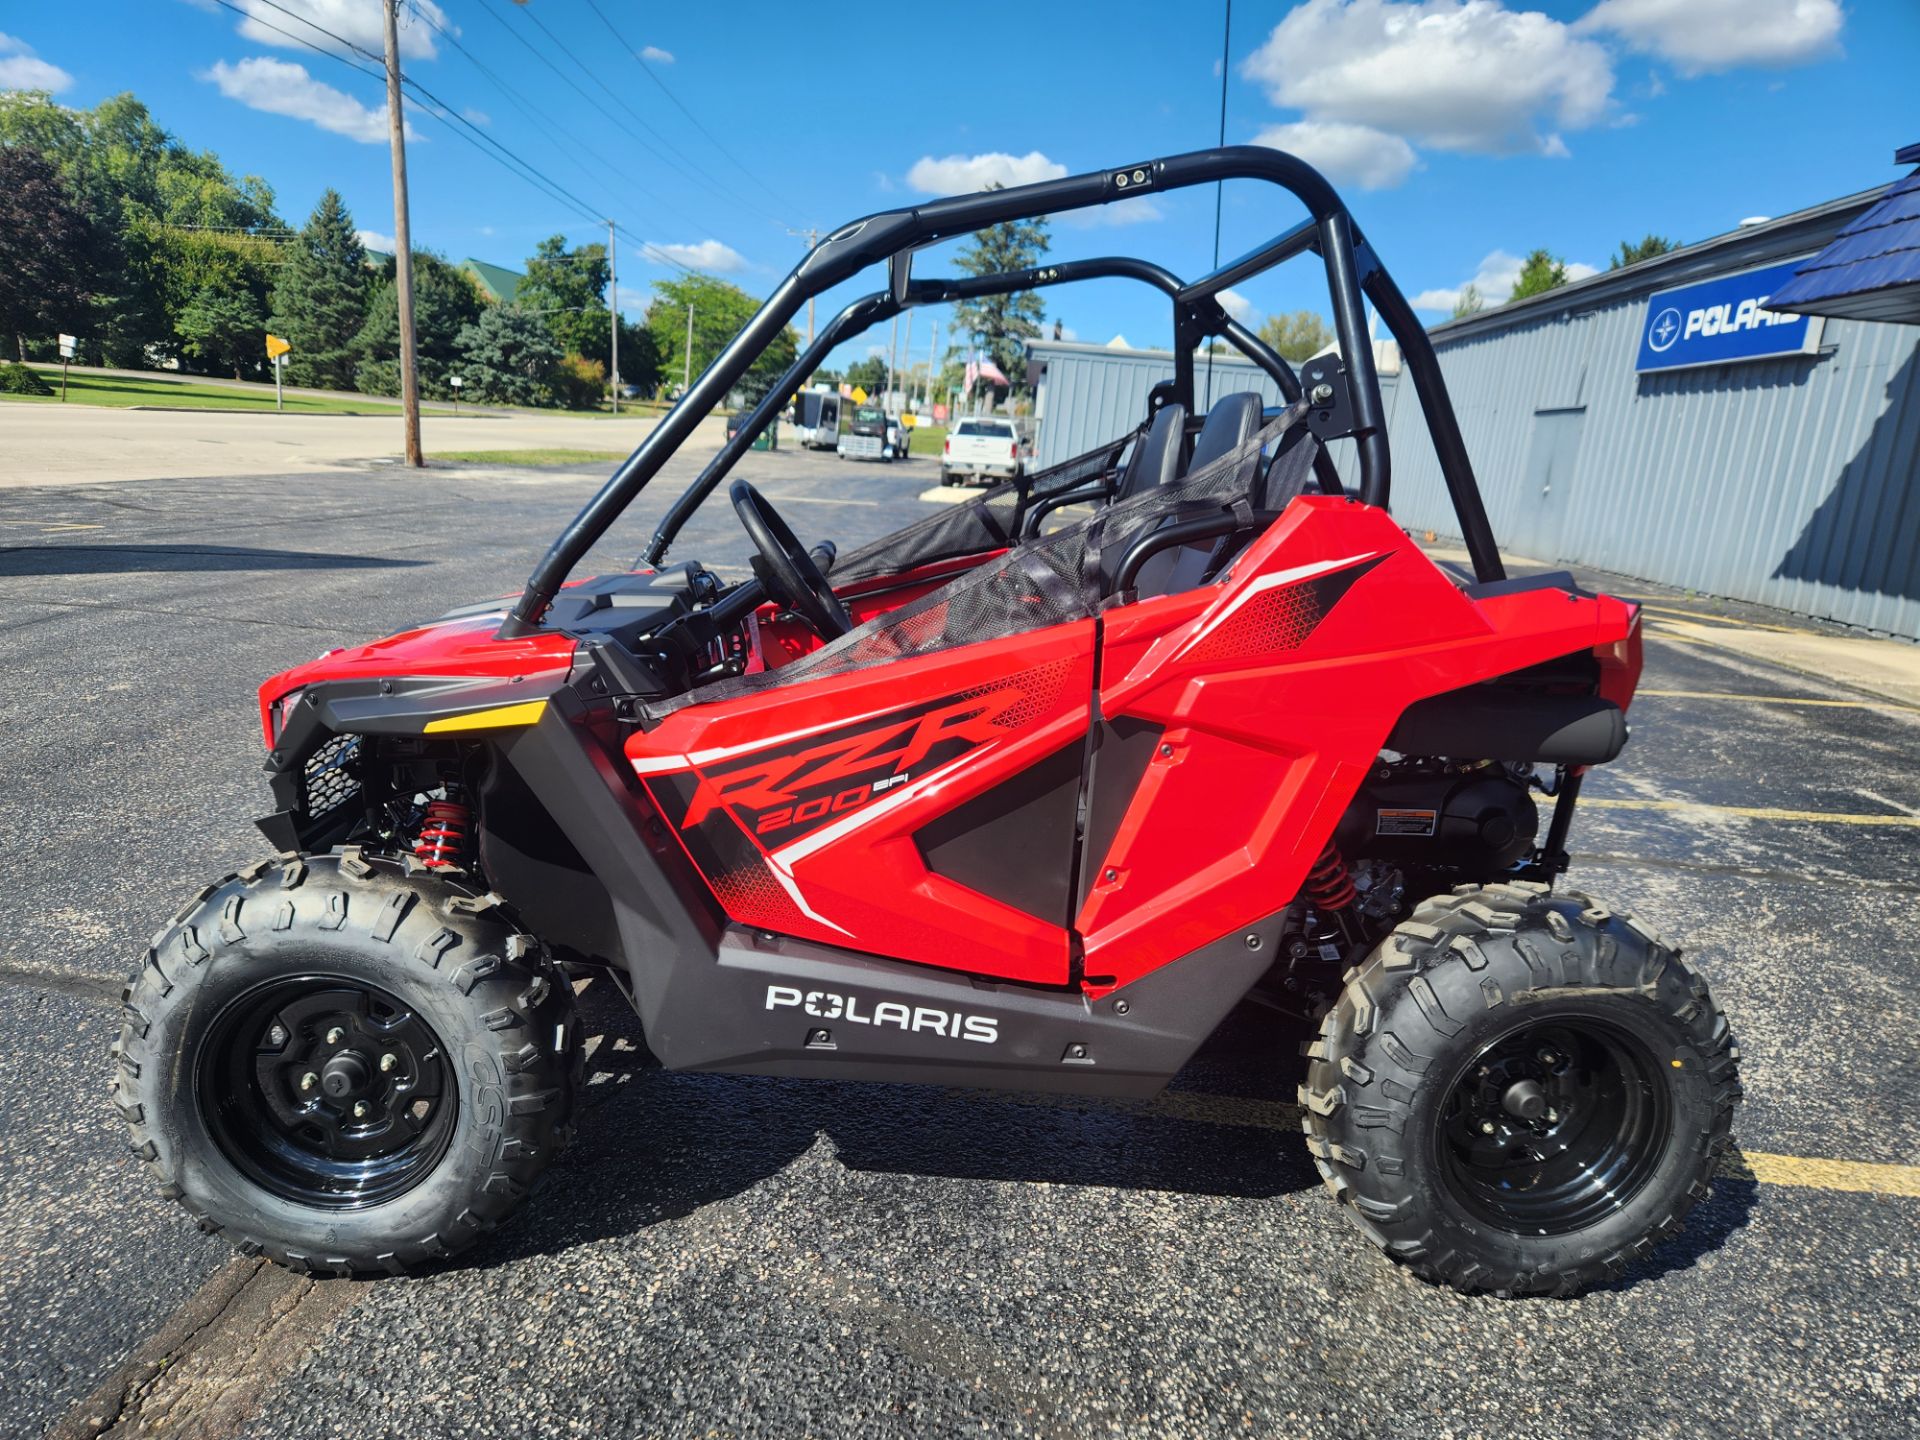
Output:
top-left (299, 1072), bottom-right (318, 1092)
top-left (352, 1101), bottom-right (369, 1118)
top-left (1480, 1120), bottom-right (1497, 1135)
top-left (1538, 1049), bottom-right (1557, 1065)
top-left (267, 1025), bottom-right (287, 1047)
top-left (379, 1053), bottom-right (398, 1073)
top-left (1546, 1108), bottom-right (1559, 1122)
top-left (326, 1027), bottom-right (345, 1045)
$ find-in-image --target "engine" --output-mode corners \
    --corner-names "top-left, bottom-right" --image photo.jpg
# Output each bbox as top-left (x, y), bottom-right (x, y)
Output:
top-left (1336, 757), bottom-right (1539, 875)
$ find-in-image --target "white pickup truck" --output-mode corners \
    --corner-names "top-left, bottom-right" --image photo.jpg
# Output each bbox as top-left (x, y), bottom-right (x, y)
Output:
top-left (940, 417), bottom-right (1024, 487)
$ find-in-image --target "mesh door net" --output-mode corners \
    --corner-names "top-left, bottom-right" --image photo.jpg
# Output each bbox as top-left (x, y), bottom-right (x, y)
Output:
top-left (647, 406), bottom-right (1313, 720)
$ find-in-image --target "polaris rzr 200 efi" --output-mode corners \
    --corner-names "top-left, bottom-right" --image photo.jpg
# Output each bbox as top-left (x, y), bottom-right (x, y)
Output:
top-left (115, 147), bottom-right (1739, 1297)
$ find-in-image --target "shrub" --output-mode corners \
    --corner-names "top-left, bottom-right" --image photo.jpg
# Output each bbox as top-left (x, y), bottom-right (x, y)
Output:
top-left (552, 352), bottom-right (606, 410)
top-left (0, 362), bottom-right (55, 396)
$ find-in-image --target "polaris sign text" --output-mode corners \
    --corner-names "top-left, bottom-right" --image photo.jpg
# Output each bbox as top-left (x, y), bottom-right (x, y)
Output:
top-left (1636, 260), bottom-right (1824, 374)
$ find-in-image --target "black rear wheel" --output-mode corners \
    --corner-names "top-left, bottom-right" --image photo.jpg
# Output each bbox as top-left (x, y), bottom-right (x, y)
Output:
top-left (114, 849), bottom-right (580, 1276)
top-left (1302, 882), bottom-right (1740, 1296)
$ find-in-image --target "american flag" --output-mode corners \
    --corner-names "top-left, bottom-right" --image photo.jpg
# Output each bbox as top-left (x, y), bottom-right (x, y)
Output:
top-left (976, 355), bottom-right (1009, 386)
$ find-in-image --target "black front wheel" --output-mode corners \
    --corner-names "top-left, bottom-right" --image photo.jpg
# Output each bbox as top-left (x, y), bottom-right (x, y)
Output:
top-left (114, 850), bottom-right (579, 1276)
top-left (1302, 882), bottom-right (1740, 1296)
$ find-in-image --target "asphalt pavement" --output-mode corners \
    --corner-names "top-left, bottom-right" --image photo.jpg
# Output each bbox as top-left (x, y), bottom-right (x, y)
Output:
top-left (0, 445), bottom-right (1915, 1439)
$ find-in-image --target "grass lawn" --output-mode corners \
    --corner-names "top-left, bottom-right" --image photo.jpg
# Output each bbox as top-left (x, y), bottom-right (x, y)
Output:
top-left (428, 448), bottom-right (627, 467)
top-left (0, 366), bottom-right (458, 415)
top-left (907, 424), bottom-right (947, 457)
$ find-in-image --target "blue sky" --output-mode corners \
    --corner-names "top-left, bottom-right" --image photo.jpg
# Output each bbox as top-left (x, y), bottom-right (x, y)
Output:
top-left (4, 0), bottom-right (1915, 375)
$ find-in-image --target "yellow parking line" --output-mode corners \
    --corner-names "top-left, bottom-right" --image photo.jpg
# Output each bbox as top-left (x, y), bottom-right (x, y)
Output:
top-left (1635, 689), bottom-right (1898, 710)
top-left (1582, 797), bottom-right (1920, 827)
top-left (1130, 1094), bottom-right (1920, 1198)
top-left (1623, 601), bottom-right (1816, 635)
top-left (1723, 1151), bottom-right (1920, 1198)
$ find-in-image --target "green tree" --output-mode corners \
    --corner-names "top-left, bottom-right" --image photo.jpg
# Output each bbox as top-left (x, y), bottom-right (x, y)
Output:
top-left (1509, 249), bottom-right (1569, 302)
top-left (516, 235), bottom-right (614, 362)
top-left (950, 197), bottom-right (1049, 391)
top-left (617, 317), bottom-right (661, 397)
top-left (1451, 283), bottom-right (1485, 319)
top-left (175, 282), bottom-right (264, 379)
top-left (843, 354), bottom-right (890, 394)
top-left (453, 305), bottom-right (561, 406)
top-left (353, 251), bottom-right (483, 399)
top-left (0, 145), bottom-right (95, 360)
top-left (1256, 309), bottom-right (1333, 363)
top-left (1609, 234), bottom-right (1677, 270)
top-left (643, 273), bottom-right (797, 406)
top-left (270, 190), bottom-right (369, 390)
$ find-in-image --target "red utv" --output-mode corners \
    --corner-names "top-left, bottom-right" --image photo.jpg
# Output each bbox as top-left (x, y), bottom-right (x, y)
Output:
top-left (115, 147), bottom-right (1738, 1296)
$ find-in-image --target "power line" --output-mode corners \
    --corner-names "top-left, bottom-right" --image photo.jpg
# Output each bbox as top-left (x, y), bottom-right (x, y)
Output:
top-left (575, 0), bottom-right (804, 224)
top-left (505, 0), bottom-right (786, 230)
top-left (211, 0), bottom-right (698, 279)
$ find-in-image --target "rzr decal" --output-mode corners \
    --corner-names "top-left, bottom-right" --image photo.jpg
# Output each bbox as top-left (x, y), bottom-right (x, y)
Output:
top-left (1180, 552), bottom-right (1389, 665)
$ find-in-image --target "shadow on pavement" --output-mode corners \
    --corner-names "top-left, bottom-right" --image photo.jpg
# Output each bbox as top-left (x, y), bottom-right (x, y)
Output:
top-left (474, 983), bottom-right (1322, 1269)
top-left (0, 544), bottom-right (425, 576)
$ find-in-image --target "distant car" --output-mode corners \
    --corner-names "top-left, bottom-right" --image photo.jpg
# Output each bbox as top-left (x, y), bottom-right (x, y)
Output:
top-left (941, 416), bottom-right (1022, 486)
top-left (837, 405), bottom-right (895, 462)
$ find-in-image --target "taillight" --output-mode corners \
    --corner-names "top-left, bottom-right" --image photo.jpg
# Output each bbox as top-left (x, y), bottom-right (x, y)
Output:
top-left (943, 438), bottom-right (950, 455)
top-left (1009, 442), bottom-right (1017, 459)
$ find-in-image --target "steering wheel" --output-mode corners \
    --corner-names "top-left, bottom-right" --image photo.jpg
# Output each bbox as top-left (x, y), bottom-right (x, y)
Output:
top-left (730, 480), bottom-right (853, 640)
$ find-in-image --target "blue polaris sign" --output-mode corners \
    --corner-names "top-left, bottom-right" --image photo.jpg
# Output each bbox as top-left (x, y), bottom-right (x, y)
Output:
top-left (1635, 260), bottom-right (1823, 374)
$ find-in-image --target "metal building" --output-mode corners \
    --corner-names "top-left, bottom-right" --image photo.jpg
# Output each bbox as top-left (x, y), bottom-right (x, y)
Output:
top-left (1027, 172), bottom-right (1920, 640)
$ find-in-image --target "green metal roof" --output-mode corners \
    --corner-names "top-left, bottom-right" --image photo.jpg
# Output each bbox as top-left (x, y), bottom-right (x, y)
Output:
top-left (460, 257), bottom-right (525, 304)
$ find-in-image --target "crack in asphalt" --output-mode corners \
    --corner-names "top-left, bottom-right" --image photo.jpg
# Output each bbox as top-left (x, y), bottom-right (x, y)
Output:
top-left (0, 960), bottom-right (122, 1005)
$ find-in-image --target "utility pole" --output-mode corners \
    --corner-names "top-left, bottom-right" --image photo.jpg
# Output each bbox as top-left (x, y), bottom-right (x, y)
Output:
top-left (885, 314), bottom-right (897, 407)
top-left (787, 227), bottom-right (818, 346)
top-left (900, 306), bottom-right (914, 411)
top-left (683, 303), bottom-right (694, 394)
top-left (607, 219), bottom-right (619, 415)
top-left (383, 0), bottom-right (422, 467)
top-left (926, 321), bottom-right (939, 411)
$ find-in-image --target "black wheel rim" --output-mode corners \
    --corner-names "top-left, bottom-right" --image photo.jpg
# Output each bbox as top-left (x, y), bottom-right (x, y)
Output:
top-left (198, 975), bottom-right (457, 1210)
top-left (1436, 1015), bottom-right (1672, 1236)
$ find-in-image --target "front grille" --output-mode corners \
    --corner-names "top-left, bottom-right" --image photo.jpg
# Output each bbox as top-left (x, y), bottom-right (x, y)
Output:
top-left (303, 734), bottom-right (363, 822)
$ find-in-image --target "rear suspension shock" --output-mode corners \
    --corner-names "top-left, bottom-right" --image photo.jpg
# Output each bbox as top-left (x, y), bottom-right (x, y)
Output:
top-left (1304, 841), bottom-right (1357, 912)
top-left (413, 797), bottom-right (471, 869)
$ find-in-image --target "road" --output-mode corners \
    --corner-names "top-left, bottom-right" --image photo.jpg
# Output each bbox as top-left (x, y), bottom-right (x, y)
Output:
top-left (0, 402), bottom-right (719, 487)
top-left (1, 446), bottom-right (1915, 1438)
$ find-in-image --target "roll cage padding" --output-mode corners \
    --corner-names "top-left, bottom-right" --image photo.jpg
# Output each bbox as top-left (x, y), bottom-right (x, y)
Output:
top-left (509, 145), bottom-right (1504, 639)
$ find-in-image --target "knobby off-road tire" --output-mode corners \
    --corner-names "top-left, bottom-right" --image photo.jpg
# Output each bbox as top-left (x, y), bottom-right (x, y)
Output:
top-left (1301, 881), bottom-right (1741, 1296)
top-left (112, 849), bottom-right (580, 1276)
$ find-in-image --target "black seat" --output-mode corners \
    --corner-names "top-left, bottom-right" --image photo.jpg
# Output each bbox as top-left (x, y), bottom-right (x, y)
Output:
top-left (1112, 402), bottom-right (1187, 502)
top-left (1182, 392), bottom-right (1263, 477)
top-left (1121, 393), bottom-right (1269, 598)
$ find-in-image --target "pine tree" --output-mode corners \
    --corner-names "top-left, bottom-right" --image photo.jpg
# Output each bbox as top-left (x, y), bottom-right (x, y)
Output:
top-left (352, 252), bottom-right (482, 399)
top-left (1509, 250), bottom-right (1569, 302)
top-left (452, 305), bottom-right (561, 407)
top-left (1610, 235), bottom-right (1677, 270)
top-left (176, 282), bottom-right (263, 379)
top-left (270, 189), bottom-right (368, 390)
top-left (950, 193), bottom-right (1049, 392)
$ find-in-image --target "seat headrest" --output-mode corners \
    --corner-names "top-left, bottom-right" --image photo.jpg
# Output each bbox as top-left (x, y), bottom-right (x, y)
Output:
top-left (1113, 402), bottom-right (1187, 502)
top-left (1185, 392), bottom-right (1264, 476)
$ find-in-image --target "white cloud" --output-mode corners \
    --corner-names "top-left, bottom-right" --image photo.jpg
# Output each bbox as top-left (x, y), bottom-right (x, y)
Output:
top-left (0, 31), bottom-right (74, 92)
top-left (640, 44), bottom-right (674, 64)
top-left (1217, 288), bottom-right (1259, 324)
top-left (645, 239), bottom-right (748, 274)
top-left (1242, 0), bottom-right (1613, 156)
top-left (202, 57), bottom-right (413, 144)
top-left (221, 0), bottom-right (449, 62)
top-left (906, 151), bottom-right (1068, 195)
top-left (1577, 0), bottom-right (1842, 74)
top-left (479, 225), bottom-right (495, 236)
top-left (462, 106), bottom-right (489, 126)
top-left (1410, 248), bottom-right (1598, 313)
top-left (1253, 120), bottom-right (1418, 189)
top-left (356, 228), bottom-right (395, 252)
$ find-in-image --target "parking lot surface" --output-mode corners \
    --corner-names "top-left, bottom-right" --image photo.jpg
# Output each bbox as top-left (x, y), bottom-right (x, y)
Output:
top-left (2, 445), bottom-right (1915, 1439)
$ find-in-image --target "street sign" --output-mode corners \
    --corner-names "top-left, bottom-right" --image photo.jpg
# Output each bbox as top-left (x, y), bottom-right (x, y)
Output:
top-left (266, 333), bottom-right (292, 359)
top-left (449, 375), bottom-right (463, 414)
top-left (1635, 260), bottom-right (1824, 374)
top-left (57, 333), bottom-right (76, 358)
top-left (850, 385), bottom-right (868, 404)
top-left (901, 413), bottom-right (918, 428)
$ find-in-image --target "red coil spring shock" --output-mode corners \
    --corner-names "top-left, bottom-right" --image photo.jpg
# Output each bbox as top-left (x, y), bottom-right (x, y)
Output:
top-left (1304, 841), bottom-right (1357, 911)
top-left (414, 799), bottom-right (471, 869)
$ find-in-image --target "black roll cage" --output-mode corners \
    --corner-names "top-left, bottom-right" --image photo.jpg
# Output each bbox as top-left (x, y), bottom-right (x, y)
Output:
top-left (501, 145), bottom-right (1504, 638)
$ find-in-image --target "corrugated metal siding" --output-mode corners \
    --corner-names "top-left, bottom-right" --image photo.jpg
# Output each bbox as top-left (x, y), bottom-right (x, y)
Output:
top-left (1383, 285), bottom-right (1920, 640)
top-left (1028, 345), bottom-right (1293, 469)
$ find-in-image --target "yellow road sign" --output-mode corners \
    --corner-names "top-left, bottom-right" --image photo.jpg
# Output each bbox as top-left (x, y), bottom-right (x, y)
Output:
top-left (850, 386), bottom-right (867, 404)
top-left (266, 333), bottom-right (291, 359)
